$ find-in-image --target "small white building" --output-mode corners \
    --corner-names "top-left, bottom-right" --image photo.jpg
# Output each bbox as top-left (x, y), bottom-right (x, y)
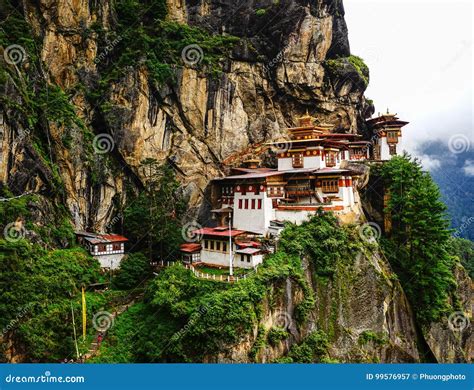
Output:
top-left (180, 227), bottom-right (264, 270)
top-left (75, 232), bottom-right (128, 270)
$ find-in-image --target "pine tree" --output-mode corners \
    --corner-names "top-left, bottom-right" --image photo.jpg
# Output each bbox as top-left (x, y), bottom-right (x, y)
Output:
top-left (379, 154), bottom-right (457, 324)
top-left (124, 159), bottom-right (186, 261)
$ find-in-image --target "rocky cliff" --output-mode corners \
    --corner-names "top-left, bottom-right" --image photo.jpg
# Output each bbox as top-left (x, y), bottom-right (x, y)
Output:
top-left (1, 0), bottom-right (471, 364)
top-left (216, 248), bottom-right (421, 363)
top-left (1, 0), bottom-right (372, 232)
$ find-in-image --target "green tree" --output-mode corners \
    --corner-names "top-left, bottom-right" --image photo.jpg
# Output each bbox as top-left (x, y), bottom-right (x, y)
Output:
top-left (113, 252), bottom-right (151, 290)
top-left (124, 159), bottom-right (186, 261)
top-left (448, 237), bottom-right (474, 279)
top-left (378, 154), bottom-right (457, 324)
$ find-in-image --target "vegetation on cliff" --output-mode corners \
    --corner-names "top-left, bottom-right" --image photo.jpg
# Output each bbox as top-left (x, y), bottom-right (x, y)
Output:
top-left (0, 239), bottom-right (101, 361)
top-left (324, 55), bottom-right (370, 87)
top-left (90, 213), bottom-right (383, 363)
top-left (375, 155), bottom-right (459, 324)
top-left (122, 159), bottom-right (187, 260)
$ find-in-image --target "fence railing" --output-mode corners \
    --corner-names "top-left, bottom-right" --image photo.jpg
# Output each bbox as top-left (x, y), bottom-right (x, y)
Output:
top-left (151, 260), bottom-right (254, 283)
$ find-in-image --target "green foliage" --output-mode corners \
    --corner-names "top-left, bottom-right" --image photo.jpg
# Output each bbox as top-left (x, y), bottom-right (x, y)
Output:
top-left (0, 240), bottom-right (101, 360)
top-left (0, 0), bottom-right (38, 63)
top-left (255, 8), bottom-right (267, 16)
top-left (0, 194), bottom-right (33, 224)
top-left (94, 238), bottom-right (315, 362)
top-left (123, 159), bottom-right (187, 260)
top-left (0, 193), bottom-right (75, 247)
top-left (93, 0), bottom-right (239, 89)
top-left (112, 252), bottom-right (151, 290)
top-left (249, 325), bottom-right (267, 360)
top-left (377, 154), bottom-right (458, 324)
top-left (267, 326), bottom-right (289, 346)
top-left (279, 212), bottom-right (363, 278)
top-left (324, 55), bottom-right (369, 86)
top-left (358, 331), bottom-right (388, 346)
top-left (347, 55), bottom-right (369, 84)
top-left (89, 302), bottom-right (145, 363)
top-left (448, 237), bottom-right (474, 279)
top-left (283, 330), bottom-right (329, 363)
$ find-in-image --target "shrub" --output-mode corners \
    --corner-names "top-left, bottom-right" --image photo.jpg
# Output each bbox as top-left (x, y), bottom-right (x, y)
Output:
top-left (113, 252), bottom-right (151, 290)
top-left (267, 327), bottom-right (289, 346)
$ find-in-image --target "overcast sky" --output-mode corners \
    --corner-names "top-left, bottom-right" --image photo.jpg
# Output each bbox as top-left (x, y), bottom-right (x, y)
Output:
top-left (344, 0), bottom-right (473, 169)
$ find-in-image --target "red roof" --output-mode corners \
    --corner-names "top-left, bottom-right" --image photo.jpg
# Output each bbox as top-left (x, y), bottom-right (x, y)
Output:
top-left (236, 240), bottom-right (261, 248)
top-left (180, 243), bottom-right (202, 253)
top-left (193, 227), bottom-right (247, 238)
top-left (100, 234), bottom-right (128, 242)
top-left (219, 170), bottom-right (281, 180)
top-left (75, 231), bottom-right (128, 244)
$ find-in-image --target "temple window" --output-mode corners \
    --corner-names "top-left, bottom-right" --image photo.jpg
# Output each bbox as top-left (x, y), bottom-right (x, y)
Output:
top-left (389, 144), bottom-right (397, 156)
top-left (387, 131), bottom-right (398, 144)
top-left (292, 153), bottom-right (303, 168)
top-left (321, 179), bottom-right (339, 193)
top-left (325, 152), bottom-right (336, 167)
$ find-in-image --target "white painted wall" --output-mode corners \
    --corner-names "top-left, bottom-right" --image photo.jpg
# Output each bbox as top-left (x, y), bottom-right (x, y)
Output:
top-left (94, 253), bottom-right (125, 270)
top-left (278, 157), bottom-right (293, 171)
top-left (200, 243), bottom-right (261, 269)
top-left (234, 253), bottom-right (263, 269)
top-left (233, 191), bottom-right (274, 234)
top-left (303, 156), bottom-right (324, 169)
top-left (380, 138), bottom-right (391, 160)
top-left (201, 246), bottom-right (234, 268)
top-left (274, 209), bottom-right (318, 225)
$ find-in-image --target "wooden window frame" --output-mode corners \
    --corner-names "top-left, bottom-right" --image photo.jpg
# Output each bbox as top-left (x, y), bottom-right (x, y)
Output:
top-left (321, 179), bottom-right (339, 193)
top-left (292, 153), bottom-right (303, 168)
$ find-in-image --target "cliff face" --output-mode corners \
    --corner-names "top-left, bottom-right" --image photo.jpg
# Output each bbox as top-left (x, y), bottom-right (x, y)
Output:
top-left (1, 0), bottom-right (371, 232)
top-left (215, 248), bottom-right (421, 363)
top-left (2, 1), bottom-right (470, 365)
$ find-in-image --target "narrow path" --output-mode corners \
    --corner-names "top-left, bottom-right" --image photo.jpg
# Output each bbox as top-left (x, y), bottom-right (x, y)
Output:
top-left (83, 293), bottom-right (143, 361)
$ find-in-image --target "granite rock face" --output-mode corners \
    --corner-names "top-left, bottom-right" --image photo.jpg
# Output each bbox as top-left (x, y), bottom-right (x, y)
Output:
top-left (1, 0), bottom-right (370, 231)
top-left (1, 0), bottom-right (470, 364)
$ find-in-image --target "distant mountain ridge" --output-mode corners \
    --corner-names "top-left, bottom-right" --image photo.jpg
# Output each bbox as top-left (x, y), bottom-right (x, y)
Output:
top-left (418, 140), bottom-right (474, 240)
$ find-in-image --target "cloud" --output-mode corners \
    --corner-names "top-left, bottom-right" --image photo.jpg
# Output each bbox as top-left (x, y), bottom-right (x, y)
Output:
top-left (463, 160), bottom-right (474, 176)
top-left (344, 0), bottom-right (473, 159)
top-left (419, 156), bottom-right (441, 171)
